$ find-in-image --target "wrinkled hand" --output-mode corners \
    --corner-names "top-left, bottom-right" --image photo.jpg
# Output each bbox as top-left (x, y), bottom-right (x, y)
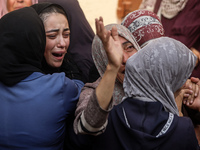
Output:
top-left (184, 77), bottom-right (200, 112)
top-left (191, 47), bottom-right (200, 67)
top-left (182, 78), bottom-right (199, 105)
top-left (95, 17), bottom-right (123, 71)
top-left (175, 88), bottom-right (194, 116)
top-left (175, 77), bottom-right (200, 115)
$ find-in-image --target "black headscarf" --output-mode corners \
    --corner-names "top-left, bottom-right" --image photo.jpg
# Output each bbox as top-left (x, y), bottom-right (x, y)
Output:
top-left (31, 3), bottom-right (68, 74)
top-left (0, 7), bottom-right (46, 86)
top-left (37, 0), bottom-right (100, 83)
top-left (31, 2), bottom-right (95, 83)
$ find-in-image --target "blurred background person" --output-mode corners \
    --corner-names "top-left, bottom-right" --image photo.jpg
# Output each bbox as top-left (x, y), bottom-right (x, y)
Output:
top-left (0, 0), bottom-right (38, 18)
top-left (139, 0), bottom-right (200, 78)
top-left (116, 0), bottom-right (142, 23)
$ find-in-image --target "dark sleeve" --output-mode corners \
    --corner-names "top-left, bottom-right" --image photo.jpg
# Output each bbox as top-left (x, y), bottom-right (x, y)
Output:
top-left (61, 53), bottom-right (85, 83)
top-left (182, 105), bottom-right (200, 125)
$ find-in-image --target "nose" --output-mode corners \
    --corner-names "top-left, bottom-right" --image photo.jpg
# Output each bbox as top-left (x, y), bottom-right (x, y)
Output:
top-left (122, 52), bottom-right (129, 65)
top-left (57, 37), bottom-right (66, 48)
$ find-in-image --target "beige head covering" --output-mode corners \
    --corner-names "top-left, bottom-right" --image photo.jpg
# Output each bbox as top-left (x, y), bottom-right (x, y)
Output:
top-left (161, 0), bottom-right (188, 19)
top-left (139, 0), bottom-right (188, 19)
top-left (123, 37), bottom-right (196, 115)
top-left (92, 24), bottom-right (140, 105)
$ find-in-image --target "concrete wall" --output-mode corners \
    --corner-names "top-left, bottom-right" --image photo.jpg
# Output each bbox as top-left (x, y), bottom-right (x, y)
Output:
top-left (78, 0), bottom-right (118, 32)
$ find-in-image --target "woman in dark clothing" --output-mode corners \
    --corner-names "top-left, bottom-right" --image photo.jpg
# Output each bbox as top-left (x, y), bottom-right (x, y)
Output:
top-left (89, 37), bottom-right (199, 150)
top-left (65, 18), bottom-right (199, 150)
top-left (37, 0), bottom-right (100, 83)
top-left (0, 7), bottom-right (83, 149)
top-left (31, 3), bottom-right (84, 82)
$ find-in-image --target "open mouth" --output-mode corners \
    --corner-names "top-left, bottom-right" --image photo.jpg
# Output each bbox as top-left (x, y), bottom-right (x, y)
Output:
top-left (52, 53), bottom-right (64, 57)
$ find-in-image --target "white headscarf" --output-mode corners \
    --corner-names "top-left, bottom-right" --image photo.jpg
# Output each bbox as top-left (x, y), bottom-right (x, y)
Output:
top-left (123, 37), bottom-right (196, 115)
top-left (0, 0), bottom-right (38, 18)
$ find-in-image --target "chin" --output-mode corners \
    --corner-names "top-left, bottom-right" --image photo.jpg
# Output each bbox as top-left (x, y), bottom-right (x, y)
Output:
top-left (52, 63), bottom-right (62, 68)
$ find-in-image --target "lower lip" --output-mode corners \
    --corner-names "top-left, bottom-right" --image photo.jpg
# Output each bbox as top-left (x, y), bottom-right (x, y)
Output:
top-left (53, 54), bottom-right (64, 61)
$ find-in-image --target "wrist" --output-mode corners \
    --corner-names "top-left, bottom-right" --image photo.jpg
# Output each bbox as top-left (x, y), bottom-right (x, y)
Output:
top-left (106, 64), bottom-right (120, 74)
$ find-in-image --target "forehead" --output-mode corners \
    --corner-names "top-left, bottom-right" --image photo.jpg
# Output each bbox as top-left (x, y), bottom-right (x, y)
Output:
top-left (44, 13), bottom-right (69, 29)
top-left (119, 36), bottom-right (131, 44)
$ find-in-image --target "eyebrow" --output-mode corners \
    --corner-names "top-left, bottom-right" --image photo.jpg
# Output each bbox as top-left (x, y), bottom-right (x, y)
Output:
top-left (46, 28), bottom-right (70, 33)
top-left (122, 41), bottom-right (132, 46)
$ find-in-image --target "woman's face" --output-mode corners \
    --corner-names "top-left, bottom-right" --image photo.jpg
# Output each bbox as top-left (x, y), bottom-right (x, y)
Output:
top-left (44, 13), bottom-right (70, 68)
top-left (7, 0), bottom-right (32, 12)
top-left (117, 36), bottom-right (137, 84)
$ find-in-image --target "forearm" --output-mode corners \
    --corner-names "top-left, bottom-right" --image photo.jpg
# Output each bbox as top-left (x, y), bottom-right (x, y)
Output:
top-left (96, 64), bottom-right (119, 110)
top-left (74, 79), bottom-right (114, 135)
top-left (75, 86), bottom-right (113, 135)
top-left (81, 90), bottom-right (113, 135)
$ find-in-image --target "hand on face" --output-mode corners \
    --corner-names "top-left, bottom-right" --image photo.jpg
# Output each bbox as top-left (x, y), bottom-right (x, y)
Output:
top-left (95, 17), bottom-right (137, 84)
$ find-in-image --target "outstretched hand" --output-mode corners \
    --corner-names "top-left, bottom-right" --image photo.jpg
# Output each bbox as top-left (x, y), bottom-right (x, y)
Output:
top-left (95, 17), bottom-right (123, 71)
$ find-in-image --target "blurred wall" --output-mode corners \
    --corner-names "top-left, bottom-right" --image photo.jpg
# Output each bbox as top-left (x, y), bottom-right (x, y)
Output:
top-left (78, 0), bottom-right (118, 32)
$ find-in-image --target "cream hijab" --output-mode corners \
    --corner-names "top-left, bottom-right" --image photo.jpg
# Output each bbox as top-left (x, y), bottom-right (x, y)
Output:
top-left (139, 0), bottom-right (188, 19)
top-left (123, 37), bottom-right (196, 115)
top-left (92, 24), bottom-right (140, 105)
top-left (0, 0), bottom-right (38, 18)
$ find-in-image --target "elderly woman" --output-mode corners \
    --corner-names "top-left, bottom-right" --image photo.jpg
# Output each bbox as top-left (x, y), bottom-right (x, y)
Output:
top-left (73, 19), bottom-right (140, 136)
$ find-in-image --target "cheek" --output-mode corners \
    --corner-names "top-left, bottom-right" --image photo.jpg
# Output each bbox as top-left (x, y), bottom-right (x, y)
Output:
top-left (117, 73), bottom-right (125, 84)
top-left (24, 0), bottom-right (32, 6)
top-left (129, 50), bottom-right (137, 57)
top-left (131, 49), bottom-right (137, 56)
top-left (45, 39), bottom-right (55, 52)
top-left (7, 0), bottom-right (14, 12)
top-left (65, 38), bottom-right (70, 49)
top-left (44, 47), bottom-right (49, 60)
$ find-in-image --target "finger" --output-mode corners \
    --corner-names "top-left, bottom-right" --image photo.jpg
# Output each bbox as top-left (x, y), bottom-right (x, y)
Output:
top-left (182, 89), bottom-right (193, 104)
top-left (111, 26), bottom-right (119, 41)
top-left (189, 82), bottom-right (197, 104)
top-left (99, 16), bottom-right (103, 22)
top-left (183, 93), bottom-right (190, 97)
top-left (183, 79), bottom-right (192, 89)
top-left (183, 97), bottom-right (187, 104)
top-left (99, 22), bottom-right (110, 44)
top-left (194, 83), bottom-right (199, 97)
top-left (190, 77), bottom-right (199, 83)
top-left (99, 21), bottom-right (106, 37)
top-left (98, 16), bottom-right (104, 34)
top-left (95, 18), bottom-right (100, 35)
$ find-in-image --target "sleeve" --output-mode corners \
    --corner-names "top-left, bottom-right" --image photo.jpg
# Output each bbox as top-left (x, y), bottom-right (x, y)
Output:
top-left (185, 117), bottom-right (200, 150)
top-left (73, 79), bottom-right (114, 136)
top-left (62, 77), bottom-right (84, 116)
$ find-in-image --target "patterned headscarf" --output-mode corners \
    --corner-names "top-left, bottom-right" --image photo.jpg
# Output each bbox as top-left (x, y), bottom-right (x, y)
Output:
top-left (139, 0), bottom-right (188, 19)
top-left (123, 37), bottom-right (196, 115)
top-left (161, 0), bottom-right (188, 19)
top-left (121, 9), bottom-right (165, 48)
top-left (92, 24), bottom-right (140, 105)
top-left (0, 0), bottom-right (38, 18)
